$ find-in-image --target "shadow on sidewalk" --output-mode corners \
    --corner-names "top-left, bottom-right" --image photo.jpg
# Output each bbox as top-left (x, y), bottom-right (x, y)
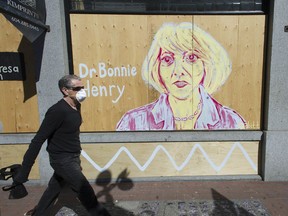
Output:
top-left (94, 169), bottom-right (135, 216)
top-left (50, 168), bottom-right (135, 216)
top-left (211, 189), bottom-right (255, 216)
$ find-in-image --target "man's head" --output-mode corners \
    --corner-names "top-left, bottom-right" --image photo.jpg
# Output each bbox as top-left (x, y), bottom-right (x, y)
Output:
top-left (58, 75), bottom-right (86, 103)
top-left (58, 74), bottom-right (81, 92)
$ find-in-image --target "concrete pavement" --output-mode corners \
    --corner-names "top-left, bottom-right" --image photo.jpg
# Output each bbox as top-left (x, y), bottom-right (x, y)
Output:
top-left (1, 180), bottom-right (288, 215)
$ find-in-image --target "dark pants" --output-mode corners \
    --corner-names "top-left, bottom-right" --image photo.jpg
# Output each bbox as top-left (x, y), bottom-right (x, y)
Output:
top-left (33, 154), bottom-right (105, 216)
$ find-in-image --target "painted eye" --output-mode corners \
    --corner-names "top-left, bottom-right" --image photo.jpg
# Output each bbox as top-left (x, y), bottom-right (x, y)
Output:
top-left (161, 55), bottom-right (174, 66)
top-left (185, 53), bottom-right (198, 63)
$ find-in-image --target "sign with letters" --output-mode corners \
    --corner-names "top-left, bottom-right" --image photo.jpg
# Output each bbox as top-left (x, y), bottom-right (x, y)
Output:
top-left (0, 0), bottom-right (49, 42)
top-left (0, 52), bottom-right (25, 80)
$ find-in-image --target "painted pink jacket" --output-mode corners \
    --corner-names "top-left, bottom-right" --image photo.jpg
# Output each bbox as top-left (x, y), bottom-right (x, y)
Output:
top-left (116, 85), bottom-right (246, 131)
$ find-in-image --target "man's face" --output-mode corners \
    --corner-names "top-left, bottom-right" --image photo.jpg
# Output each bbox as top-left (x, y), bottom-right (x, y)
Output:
top-left (158, 48), bottom-right (204, 100)
top-left (66, 79), bottom-right (85, 102)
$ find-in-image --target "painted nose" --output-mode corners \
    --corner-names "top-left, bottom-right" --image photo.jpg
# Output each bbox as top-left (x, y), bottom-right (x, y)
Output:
top-left (172, 62), bottom-right (185, 78)
top-left (173, 71), bottom-right (185, 78)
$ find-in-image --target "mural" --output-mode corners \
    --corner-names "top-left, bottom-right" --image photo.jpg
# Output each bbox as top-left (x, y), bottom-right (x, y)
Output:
top-left (70, 14), bottom-right (264, 132)
top-left (116, 22), bottom-right (246, 131)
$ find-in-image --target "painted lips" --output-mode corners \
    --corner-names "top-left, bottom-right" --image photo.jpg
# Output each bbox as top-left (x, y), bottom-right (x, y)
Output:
top-left (173, 81), bottom-right (189, 88)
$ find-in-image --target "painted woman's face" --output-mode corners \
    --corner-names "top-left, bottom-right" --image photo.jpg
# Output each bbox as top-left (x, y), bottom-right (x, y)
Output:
top-left (158, 48), bottom-right (204, 100)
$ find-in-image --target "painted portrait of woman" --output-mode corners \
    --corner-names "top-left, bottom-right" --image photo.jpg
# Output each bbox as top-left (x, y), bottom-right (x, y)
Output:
top-left (116, 22), bottom-right (246, 131)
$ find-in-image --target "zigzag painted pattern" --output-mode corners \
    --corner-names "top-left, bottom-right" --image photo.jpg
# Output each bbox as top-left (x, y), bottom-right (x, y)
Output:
top-left (81, 142), bottom-right (257, 172)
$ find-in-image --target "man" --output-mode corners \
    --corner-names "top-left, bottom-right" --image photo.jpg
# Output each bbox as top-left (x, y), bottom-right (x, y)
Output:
top-left (14, 75), bottom-right (109, 216)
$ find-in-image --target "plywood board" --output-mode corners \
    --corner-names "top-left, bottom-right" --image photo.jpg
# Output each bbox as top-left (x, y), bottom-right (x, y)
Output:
top-left (0, 144), bottom-right (40, 180)
top-left (0, 14), bottom-right (40, 133)
top-left (80, 141), bottom-right (259, 179)
top-left (70, 14), bottom-right (265, 131)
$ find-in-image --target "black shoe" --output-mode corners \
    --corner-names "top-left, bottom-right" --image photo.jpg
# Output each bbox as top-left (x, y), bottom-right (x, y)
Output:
top-left (24, 207), bottom-right (36, 216)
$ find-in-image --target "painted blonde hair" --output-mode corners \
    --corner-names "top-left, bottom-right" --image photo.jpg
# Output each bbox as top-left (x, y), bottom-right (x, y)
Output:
top-left (142, 22), bottom-right (231, 95)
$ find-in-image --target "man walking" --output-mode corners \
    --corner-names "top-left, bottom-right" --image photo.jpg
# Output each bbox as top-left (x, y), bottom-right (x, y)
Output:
top-left (14, 75), bottom-right (110, 216)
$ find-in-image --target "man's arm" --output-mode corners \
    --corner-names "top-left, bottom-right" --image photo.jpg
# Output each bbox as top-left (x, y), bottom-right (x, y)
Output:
top-left (14, 106), bottom-right (64, 183)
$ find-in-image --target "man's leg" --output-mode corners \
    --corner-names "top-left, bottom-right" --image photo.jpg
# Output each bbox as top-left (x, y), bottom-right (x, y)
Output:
top-left (32, 172), bottom-right (63, 216)
top-left (51, 155), bottom-right (110, 216)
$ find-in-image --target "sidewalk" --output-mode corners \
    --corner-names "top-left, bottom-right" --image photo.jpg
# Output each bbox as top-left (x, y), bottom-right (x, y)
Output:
top-left (1, 180), bottom-right (288, 215)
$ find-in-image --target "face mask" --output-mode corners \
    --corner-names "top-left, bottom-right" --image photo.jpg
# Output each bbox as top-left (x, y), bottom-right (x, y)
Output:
top-left (76, 89), bottom-right (87, 103)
